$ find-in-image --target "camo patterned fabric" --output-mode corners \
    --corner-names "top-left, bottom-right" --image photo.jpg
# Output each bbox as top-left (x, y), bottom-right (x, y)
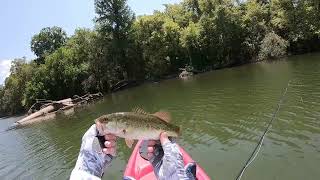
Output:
top-left (151, 141), bottom-right (195, 180)
top-left (72, 124), bottom-right (113, 178)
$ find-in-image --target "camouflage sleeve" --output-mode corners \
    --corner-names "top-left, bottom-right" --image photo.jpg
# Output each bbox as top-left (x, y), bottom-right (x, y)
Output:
top-left (151, 141), bottom-right (195, 180)
top-left (70, 124), bottom-right (113, 179)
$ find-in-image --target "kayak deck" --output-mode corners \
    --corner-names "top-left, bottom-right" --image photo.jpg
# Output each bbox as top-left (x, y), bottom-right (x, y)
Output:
top-left (124, 140), bottom-right (211, 180)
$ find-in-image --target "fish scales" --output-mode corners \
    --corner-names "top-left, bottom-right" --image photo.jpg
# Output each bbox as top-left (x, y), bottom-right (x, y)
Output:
top-left (95, 112), bottom-right (180, 141)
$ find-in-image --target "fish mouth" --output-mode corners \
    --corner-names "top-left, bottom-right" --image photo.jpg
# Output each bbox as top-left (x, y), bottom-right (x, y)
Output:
top-left (95, 115), bottom-right (108, 135)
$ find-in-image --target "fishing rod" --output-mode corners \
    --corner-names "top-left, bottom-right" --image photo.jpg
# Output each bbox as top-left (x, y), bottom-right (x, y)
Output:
top-left (235, 81), bottom-right (290, 180)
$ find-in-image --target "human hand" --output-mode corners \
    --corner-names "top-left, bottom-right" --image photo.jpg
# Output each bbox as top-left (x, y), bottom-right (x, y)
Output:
top-left (146, 132), bottom-right (195, 180)
top-left (144, 140), bottom-right (157, 159)
top-left (102, 134), bottom-right (117, 156)
top-left (73, 124), bottom-right (115, 178)
top-left (145, 132), bottom-right (172, 160)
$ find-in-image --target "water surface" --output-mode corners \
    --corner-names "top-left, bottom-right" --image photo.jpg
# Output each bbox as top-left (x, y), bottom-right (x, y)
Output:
top-left (0, 53), bottom-right (320, 180)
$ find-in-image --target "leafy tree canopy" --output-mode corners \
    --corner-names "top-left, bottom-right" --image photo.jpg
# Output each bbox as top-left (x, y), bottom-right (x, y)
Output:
top-left (31, 26), bottom-right (67, 63)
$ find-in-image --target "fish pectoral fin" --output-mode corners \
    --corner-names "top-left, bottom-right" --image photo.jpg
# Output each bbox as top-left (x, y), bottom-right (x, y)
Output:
top-left (125, 138), bottom-right (135, 148)
top-left (153, 111), bottom-right (171, 122)
top-left (132, 107), bottom-right (148, 115)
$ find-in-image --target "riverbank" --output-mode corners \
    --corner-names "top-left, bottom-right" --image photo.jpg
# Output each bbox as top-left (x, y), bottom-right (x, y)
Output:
top-left (1, 52), bottom-right (316, 119)
top-left (118, 53), bottom-right (293, 91)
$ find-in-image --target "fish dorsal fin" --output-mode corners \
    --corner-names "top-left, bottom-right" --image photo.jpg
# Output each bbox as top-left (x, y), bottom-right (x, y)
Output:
top-left (153, 111), bottom-right (171, 123)
top-left (125, 138), bottom-right (135, 148)
top-left (132, 107), bottom-right (148, 115)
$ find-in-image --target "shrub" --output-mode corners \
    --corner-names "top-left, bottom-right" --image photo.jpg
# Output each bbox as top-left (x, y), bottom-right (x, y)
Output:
top-left (259, 32), bottom-right (288, 60)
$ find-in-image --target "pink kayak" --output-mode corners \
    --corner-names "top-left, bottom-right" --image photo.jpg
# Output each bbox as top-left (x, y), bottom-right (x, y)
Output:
top-left (124, 140), bottom-right (211, 180)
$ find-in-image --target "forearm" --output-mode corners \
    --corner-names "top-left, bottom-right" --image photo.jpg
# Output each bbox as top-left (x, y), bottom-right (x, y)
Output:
top-left (159, 142), bottom-right (193, 180)
top-left (72, 149), bottom-right (113, 177)
top-left (150, 138), bottom-right (195, 180)
top-left (70, 168), bottom-right (101, 180)
top-left (70, 124), bottom-right (115, 180)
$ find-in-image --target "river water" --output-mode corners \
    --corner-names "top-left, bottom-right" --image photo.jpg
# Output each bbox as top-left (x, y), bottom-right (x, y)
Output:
top-left (0, 53), bottom-right (320, 180)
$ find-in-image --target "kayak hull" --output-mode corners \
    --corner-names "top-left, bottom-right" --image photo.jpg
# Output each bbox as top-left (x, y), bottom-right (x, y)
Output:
top-left (124, 140), bottom-right (211, 180)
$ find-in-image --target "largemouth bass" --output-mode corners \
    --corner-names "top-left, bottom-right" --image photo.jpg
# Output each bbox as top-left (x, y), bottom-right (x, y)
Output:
top-left (95, 108), bottom-right (180, 148)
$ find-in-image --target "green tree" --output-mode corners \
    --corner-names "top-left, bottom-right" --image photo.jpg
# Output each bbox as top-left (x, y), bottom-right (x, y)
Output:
top-left (0, 86), bottom-right (4, 116)
top-left (183, 0), bottom-right (202, 21)
top-left (133, 14), bottom-right (169, 78)
top-left (25, 29), bottom-right (96, 106)
top-left (24, 64), bottom-right (50, 108)
top-left (94, 0), bottom-right (135, 79)
top-left (66, 28), bottom-right (114, 92)
top-left (180, 22), bottom-right (203, 69)
top-left (133, 13), bottom-right (186, 79)
top-left (31, 26), bottom-right (67, 64)
top-left (164, 4), bottom-right (192, 27)
top-left (199, 2), bottom-right (245, 67)
top-left (271, 0), bottom-right (320, 53)
top-left (241, 0), bottom-right (270, 59)
top-left (0, 58), bottom-right (34, 114)
top-left (259, 32), bottom-right (288, 60)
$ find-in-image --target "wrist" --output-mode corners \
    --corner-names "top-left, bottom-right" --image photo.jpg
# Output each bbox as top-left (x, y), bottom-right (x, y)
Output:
top-left (163, 142), bottom-right (180, 155)
top-left (76, 149), bottom-right (112, 177)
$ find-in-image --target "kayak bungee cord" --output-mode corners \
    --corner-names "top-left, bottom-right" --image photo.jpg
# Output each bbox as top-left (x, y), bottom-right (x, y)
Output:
top-left (235, 81), bottom-right (290, 180)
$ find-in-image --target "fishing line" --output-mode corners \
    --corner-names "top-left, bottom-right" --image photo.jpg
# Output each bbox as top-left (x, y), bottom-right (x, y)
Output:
top-left (235, 81), bottom-right (290, 180)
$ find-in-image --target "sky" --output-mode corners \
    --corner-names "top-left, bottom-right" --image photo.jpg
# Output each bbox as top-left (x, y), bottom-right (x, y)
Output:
top-left (0, 0), bottom-right (181, 85)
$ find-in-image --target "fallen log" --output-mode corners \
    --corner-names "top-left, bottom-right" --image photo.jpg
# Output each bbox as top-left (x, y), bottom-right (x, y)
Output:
top-left (15, 111), bottom-right (57, 126)
top-left (27, 100), bottom-right (53, 114)
top-left (58, 98), bottom-right (73, 106)
top-left (11, 92), bottom-right (103, 129)
top-left (111, 80), bottom-right (139, 92)
top-left (18, 102), bottom-right (64, 124)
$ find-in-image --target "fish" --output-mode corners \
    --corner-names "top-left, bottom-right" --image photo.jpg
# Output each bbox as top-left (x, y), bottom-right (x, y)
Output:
top-left (95, 108), bottom-right (180, 148)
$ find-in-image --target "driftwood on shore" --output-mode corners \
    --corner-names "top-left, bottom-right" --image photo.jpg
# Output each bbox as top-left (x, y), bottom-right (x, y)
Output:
top-left (11, 93), bottom-right (103, 128)
top-left (179, 68), bottom-right (194, 79)
top-left (110, 80), bottom-right (139, 92)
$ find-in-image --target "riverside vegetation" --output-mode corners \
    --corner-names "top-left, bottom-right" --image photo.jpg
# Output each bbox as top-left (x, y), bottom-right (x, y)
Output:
top-left (0, 0), bottom-right (319, 116)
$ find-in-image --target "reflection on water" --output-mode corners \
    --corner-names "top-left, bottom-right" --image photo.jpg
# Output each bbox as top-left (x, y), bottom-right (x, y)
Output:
top-left (0, 53), bottom-right (320, 180)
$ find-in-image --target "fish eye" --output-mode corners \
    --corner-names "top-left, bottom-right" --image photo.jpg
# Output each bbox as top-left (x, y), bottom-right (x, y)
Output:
top-left (101, 115), bottom-right (108, 123)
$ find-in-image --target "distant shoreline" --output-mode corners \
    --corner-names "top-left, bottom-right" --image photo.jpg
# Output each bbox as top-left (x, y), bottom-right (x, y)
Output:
top-left (1, 52), bottom-right (319, 118)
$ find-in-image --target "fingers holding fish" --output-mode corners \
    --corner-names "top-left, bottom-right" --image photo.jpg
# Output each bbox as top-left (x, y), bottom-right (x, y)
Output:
top-left (147, 146), bottom-right (154, 153)
top-left (148, 140), bottom-right (156, 146)
top-left (104, 140), bottom-right (116, 148)
top-left (104, 134), bottom-right (117, 141)
top-left (103, 147), bottom-right (116, 156)
top-left (160, 132), bottom-right (170, 146)
top-left (102, 133), bottom-right (117, 156)
top-left (147, 140), bottom-right (157, 154)
top-left (147, 152), bottom-right (154, 159)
